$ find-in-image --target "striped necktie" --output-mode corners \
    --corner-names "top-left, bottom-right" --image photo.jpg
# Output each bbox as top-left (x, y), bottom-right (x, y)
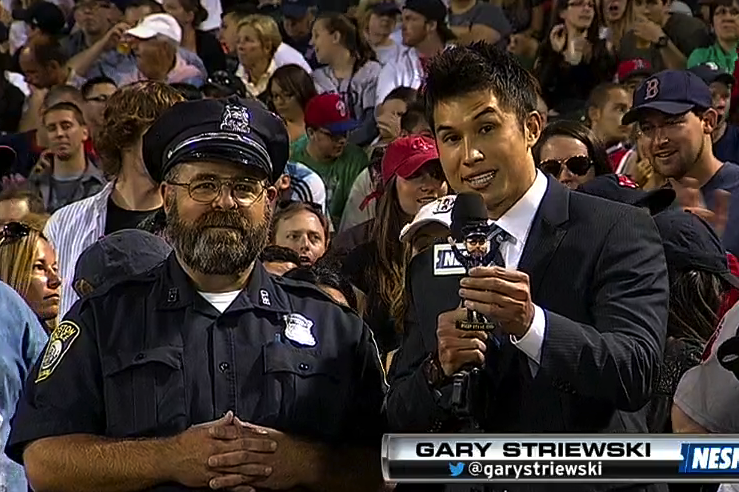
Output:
top-left (488, 225), bottom-right (511, 268)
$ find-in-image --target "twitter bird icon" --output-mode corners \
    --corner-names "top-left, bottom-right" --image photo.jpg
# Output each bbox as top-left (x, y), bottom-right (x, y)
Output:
top-left (449, 462), bottom-right (465, 477)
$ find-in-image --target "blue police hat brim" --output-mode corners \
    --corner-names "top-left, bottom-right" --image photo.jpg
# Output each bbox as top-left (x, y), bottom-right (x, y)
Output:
top-left (622, 101), bottom-right (697, 125)
top-left (323, 119), bottom-right (360, 134)
top-left (282, 3), bottom-right (309, 18)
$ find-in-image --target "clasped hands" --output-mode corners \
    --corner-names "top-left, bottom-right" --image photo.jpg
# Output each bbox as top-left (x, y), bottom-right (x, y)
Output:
top-left (169, 411), bottom-right (318, 491)
top-left (437, 266), bottom-right (535, 377)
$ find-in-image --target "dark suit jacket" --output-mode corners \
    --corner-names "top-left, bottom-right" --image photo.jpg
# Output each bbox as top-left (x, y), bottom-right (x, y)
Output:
top-left (386, 177), bottom-right (669, 492)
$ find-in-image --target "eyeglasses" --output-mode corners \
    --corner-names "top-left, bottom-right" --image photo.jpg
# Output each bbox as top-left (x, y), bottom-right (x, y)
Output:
top-left (167, 177), bottom-right (266, 205)
top-left (637, 116), bottom-right (688, 140)
top-left (0, 221), bottom-right (32, 246)
top-left (540, 155), bottom-right (593, 176)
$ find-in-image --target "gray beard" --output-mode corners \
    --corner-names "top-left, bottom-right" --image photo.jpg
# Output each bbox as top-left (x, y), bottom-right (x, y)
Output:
top-left (165, 199), bottom-right (271, 276)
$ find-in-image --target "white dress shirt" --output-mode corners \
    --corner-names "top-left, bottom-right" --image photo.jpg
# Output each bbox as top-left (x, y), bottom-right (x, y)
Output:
top-left (491, 170), bottom-right (549, 374)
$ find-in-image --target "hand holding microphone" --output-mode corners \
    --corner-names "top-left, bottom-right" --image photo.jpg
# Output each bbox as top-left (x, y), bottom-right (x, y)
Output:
top-left (436, 308), bottom-right (488, 377)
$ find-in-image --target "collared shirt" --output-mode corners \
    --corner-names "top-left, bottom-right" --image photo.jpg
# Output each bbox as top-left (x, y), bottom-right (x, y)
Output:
top-left (6, 256), bottom-right (387, 467)
top-left (0, 281), bottom-right (47, 492)
top-left (491, 170), bottom-right (549, 373)
top-left (45, 181), bottom-right (115, 319)
top-left (28, 159), bottom-right (107, 213)
top-left (237, 59), bottom-right (277, 97)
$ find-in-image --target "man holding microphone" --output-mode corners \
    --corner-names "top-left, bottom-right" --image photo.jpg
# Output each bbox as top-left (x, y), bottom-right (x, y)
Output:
top-left (386, 43), bottom-right (669, 492)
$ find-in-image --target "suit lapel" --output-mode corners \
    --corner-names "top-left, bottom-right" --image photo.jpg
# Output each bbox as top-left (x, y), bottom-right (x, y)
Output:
top-left (518, 176), bottom-right (570, 299)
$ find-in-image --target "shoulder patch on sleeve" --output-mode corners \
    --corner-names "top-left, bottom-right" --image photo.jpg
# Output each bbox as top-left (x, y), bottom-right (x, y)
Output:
top-left (36, 321), bottom-right (81, 383)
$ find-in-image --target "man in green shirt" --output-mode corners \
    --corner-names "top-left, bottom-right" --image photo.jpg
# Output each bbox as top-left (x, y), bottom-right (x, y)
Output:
top-left (290, 93), bottom-right (369, 227)
top-left (687, 0), bottom-right (739, 73)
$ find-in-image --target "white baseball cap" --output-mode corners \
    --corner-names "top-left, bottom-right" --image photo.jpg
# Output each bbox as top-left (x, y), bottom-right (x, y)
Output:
top-left (399, 195), bottom-right (456, 243)
top-left (126, 13), bottom-right (182, 44)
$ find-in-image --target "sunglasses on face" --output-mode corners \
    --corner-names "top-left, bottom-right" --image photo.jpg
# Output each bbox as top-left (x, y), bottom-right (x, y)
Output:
top-left (539, 155), bottom-right (593, 177)
top-left (0, 221), bottom-right (32, 246)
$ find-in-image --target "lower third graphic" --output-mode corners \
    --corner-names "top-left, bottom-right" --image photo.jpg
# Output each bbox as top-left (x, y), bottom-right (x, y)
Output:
top-left (449, 462), bottom-right (465, 477)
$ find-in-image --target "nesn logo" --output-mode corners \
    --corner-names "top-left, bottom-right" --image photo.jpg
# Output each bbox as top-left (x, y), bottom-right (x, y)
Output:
top-left (682, 445), bottom-right (739, 472)
top-left (433, 244), bottom-right (465, 276)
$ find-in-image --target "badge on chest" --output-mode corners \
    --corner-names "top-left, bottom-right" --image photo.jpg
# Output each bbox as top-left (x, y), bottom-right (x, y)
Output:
top-left (283, 313), bottom-right (316, 347)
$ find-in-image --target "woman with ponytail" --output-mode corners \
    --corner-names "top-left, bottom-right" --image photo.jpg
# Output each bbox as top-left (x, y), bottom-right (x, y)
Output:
top-left (311, 13), bottom-right (382, 147)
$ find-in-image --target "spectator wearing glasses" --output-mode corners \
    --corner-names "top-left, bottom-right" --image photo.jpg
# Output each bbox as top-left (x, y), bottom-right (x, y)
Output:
top-left (270, 200), bottom-right (329, 266)
top-left (80, 76), bottom-right (117, 142)
top-left (291, 93), bottom-right (369, 227)
top-left (0, 216), bottom-right (60, 333)
top-left (160, 0), bottom-right (226, 74)
top-left (534, 119), bottom-right (613, 190)
top-left (266, 63), bottom-right (317, 142)
top-left (687, 0), bottom-right (739, 74)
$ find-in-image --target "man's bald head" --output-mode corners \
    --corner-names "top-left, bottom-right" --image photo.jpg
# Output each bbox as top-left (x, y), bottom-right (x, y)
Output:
top-left (19, 37), bottom-right (69, 89)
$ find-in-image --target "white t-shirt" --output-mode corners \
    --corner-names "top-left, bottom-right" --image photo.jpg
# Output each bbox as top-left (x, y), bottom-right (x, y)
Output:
top-left (199, 290), bottom-right (240, 313)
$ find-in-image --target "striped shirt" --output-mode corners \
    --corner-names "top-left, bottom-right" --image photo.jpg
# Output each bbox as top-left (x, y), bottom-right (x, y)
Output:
top-left (285, 161), bottom-right (327, 214)
top-left (44, 181), bottom-right (115, 319)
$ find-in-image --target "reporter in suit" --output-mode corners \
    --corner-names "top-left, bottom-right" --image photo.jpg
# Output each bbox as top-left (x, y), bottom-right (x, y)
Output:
top-left (385, 43), bottom-right (669, 491)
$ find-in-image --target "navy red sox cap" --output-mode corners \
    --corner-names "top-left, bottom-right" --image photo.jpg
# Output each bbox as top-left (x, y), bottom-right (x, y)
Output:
top-left (142, 96), bottom-right (289, 184)
top-left (622, 69), bottom-right (713, 125)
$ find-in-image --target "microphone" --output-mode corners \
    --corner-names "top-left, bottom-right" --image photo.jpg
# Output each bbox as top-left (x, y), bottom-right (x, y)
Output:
top-left (449, 192), bottom-right (498, 332)
top-left (448, 193), bottom-right (497, 427)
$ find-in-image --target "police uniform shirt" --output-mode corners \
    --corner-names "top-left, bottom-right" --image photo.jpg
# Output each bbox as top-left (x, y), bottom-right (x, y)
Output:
top-left (6, 254), bottom-right (387, 488)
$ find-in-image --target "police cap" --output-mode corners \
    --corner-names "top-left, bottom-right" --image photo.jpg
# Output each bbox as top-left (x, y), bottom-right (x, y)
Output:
top-left (142, 96), bottom-right (289, 184)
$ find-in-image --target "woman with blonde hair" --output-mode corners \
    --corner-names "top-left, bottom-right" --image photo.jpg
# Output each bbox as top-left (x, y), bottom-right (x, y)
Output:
top-left (0, 213), bottom-right (60, 332)
top-left (355, 0), bottom-right (402, 65)
top-left (235, 14), bottom-right (283, 98)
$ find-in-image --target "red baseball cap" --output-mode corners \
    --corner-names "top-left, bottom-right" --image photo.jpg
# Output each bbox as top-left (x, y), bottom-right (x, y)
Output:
top-left (304, 93), bottom-right (358, 134)
top-left (381, 135), bottom-right (440, 184)
top-left (615, 58), bottom-right (653, 84)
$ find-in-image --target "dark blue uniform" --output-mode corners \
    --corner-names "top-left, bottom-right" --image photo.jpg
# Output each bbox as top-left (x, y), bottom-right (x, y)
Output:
top-left (6, 255), bottom-right (386, 491)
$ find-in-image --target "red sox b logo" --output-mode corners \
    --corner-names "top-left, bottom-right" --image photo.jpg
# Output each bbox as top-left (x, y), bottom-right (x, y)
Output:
top-left (644, 78), bottom-right (660, 100)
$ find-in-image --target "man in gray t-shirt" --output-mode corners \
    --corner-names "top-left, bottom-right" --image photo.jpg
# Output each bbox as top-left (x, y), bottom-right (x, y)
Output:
top-left (448, 0), bottom-right (512, 48)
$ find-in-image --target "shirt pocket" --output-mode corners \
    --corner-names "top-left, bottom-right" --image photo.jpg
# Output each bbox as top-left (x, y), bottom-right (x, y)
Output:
top-left (259, 341), bottom-right (347, 439)
top-left (101, 346), bottom-right (187, 438)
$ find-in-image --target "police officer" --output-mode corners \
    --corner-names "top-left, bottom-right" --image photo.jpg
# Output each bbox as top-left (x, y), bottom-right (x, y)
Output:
top-left (5, 97), bottom-right (387, 492)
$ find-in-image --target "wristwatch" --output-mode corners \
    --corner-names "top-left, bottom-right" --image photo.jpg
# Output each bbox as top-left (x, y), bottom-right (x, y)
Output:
top-left (422, 353), bottom-right (447, 388)
top-left (656, 35), bottom-right (668, 48)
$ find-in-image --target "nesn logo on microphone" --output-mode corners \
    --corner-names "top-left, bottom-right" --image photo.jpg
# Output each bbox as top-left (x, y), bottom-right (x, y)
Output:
top-left (680, 444), bottom-right (739, 473)
top-left (433, 244), bottom-right (466, 276)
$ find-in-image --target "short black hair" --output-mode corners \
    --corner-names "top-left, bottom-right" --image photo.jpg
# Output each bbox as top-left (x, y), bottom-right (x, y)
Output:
top-left (80, 76), bottom-right (116, 98)
top-left (283, 258), bottom-right (358, 310)
top-left (423, 42), bottom-right (539, 131)
top-left (28, 37), bottom-right (68, 67)
top-left (43, 101), bottom-right (86, 125)
top-left (401, 101), bottom-right (428, 134)
top-left (170, 83), bottom-right (203, 101)
top-left (383, 86), bottom-right (418, 106)
top-left (222, 3), bottom-right (257, 20)
top-left (260, 245), bottom-right (301, 265)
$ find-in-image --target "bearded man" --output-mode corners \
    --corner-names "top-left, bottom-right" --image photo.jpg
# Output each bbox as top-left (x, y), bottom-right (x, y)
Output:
top-left (6, 97), bottom-right (386, 492)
